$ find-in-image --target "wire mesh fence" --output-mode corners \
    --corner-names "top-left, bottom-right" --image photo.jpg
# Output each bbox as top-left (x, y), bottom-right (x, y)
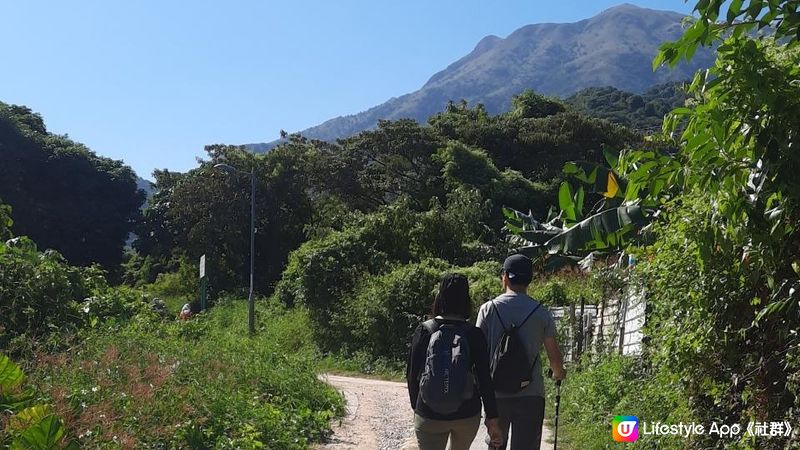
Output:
top-left (551, 281), bottom-right (646, 362)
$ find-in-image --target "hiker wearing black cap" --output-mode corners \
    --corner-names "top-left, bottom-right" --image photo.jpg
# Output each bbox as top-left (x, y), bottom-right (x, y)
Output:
top-left (407, 273), bottom-right (504, 450)
top-left (476, 254), bottom-right (566, 450)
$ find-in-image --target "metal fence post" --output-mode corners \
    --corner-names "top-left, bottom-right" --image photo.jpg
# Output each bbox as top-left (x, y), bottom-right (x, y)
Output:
top-left (597, 297), bottom-right (606, 354)
top-left (618, 294), bottom-right (628, 355)
top-left (576, 296), bottom-right (585, 361)
top-left (568, 302), bottom-right (576, 361)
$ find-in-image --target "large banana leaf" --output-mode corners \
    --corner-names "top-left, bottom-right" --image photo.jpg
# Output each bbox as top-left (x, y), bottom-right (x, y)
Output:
top-left (8, 405), bottom-right (52, 431)
top-left (542, 254), bottom-right (584, 272)
top-left (515, 205), bottom-right (651, 257)
top-left (563, 161), bottom-right (626, 199)
top-left (502, 206), bottom-right (535, 231)
top-left (558, 182), bottom-right (585, 223)
top-left (502, 207), bottom-right (561, 244)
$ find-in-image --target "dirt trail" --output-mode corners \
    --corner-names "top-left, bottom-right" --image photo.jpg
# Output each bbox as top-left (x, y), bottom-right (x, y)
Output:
top-left (315, 374), bottom-right (553, 450)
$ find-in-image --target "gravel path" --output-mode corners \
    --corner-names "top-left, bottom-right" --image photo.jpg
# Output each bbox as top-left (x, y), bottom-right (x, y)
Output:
top-left (315, 374), bottom-right (553, 450)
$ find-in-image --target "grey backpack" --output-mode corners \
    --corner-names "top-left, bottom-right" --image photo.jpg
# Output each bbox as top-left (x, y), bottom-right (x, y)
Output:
top-left (419, 319), bottom-right (474, 414)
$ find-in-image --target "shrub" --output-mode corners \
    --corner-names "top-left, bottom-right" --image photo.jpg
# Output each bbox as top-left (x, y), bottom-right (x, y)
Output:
top-left (273, 222), bottom-right (392, 350)
top-left (533, 280), bottom-right (568, 306)
top-left (409, 188), bottom-right (499, 265)
top-left (0, 237), bottom-right (146, 356)
top-left (0, 202), bottom-right (11, 240)
top-left (120, 251), bottom-right (180, 287)
top-left (339, 259), bottom-right (505, 361)
top-left (0, 237), bottom-right (88, 352)
top-left (458, 260), bottom-right (502, 315)
top-left (636, 194), bottom-right (799, 449)
top-left (146, 256), bottom-right (200, 303)
top-left (345, 259), bottom-right (450, 358)
top-left (274, 195), bottom-right (506, 356)
top-left (530, 272), bottom-right (599, 307)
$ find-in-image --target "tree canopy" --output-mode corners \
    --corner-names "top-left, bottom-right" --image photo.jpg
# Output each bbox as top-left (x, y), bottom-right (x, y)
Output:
top-left (130, 92), bottom-right (634, 297)
top-left (0, 102), bottom-right (144, 272)
top-left (133, 144), bottom-right (314, 296)
top-left (566, 82), bottom-right (688, 133)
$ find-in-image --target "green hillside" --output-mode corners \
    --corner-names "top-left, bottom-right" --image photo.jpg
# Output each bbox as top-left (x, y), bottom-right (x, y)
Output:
top-left (566, 82), bottom-right (688, 133)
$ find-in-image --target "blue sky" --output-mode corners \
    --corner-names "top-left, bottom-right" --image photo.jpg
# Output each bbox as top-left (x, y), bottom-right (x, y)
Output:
top-left (0, 1), bottom-right (692, 180)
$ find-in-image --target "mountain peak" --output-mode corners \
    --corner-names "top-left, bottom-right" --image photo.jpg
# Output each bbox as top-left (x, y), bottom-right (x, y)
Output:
top-left (605, 3), bottom-right (646, 11)
top-left (474, 34), bottom-right (502, 53)
top-left (596, 2), bottom-right (682, 19)
top-left (600, 3), bottom-right (664, 13)
top-left (247, 4), bottom-right (711, 151)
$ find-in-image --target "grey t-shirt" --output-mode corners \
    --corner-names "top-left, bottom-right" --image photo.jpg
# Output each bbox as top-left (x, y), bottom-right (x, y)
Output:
top-left (476, 291), bottom-right (556, 398)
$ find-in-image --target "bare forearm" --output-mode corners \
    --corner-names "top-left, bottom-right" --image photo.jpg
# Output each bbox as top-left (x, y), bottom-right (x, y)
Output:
top-left (543, 336), bottom-right (566, 379)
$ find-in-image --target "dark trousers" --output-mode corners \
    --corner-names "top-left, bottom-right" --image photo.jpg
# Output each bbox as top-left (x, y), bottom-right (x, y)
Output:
top-left (491, 396), bottom-right (545, 450)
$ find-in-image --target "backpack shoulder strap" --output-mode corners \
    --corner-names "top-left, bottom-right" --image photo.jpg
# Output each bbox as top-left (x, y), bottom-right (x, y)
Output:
top-left (525, 305), bottom-right (543, 371)
top-left (422, 319), bottom-right (438, 335)
top-left (517, 302), bottom-right (543, 328)
top-left (528, 353), bottom-right (541, 373)
top-left (491, 300), bottom-right (508, 331)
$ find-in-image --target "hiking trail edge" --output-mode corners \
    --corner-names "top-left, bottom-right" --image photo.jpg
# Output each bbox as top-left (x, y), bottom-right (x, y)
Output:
top-left (315, 374), bottom-right (553, 450)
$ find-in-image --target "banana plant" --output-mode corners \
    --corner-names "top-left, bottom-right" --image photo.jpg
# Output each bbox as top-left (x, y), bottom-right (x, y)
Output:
top-left (504, 148), bottom-right (657, 263)
top-left (503, 204), bottom-right (651, 258)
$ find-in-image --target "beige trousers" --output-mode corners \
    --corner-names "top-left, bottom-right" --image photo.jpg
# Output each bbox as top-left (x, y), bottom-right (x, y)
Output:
top-left (414, 413), bottom-right (481, 450)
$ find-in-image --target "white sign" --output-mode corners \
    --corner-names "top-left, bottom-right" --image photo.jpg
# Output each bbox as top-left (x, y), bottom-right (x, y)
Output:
top-left (199, 254), bottom-right (206, 278)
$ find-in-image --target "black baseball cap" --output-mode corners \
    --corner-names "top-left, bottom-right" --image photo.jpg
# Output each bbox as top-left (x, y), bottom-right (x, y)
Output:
top-left (502, 254), bottom-right (533, 285)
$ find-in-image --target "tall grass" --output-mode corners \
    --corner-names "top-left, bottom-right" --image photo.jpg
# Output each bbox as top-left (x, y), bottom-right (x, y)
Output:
top-left (544, 355), bottom-right (692, 449)
top-left (28, 299), bottom-right (344, 449)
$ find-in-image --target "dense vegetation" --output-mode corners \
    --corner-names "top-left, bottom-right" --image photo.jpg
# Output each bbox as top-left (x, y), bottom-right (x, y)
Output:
top-left (0, 216), bottom-right (343, 448)
top-left (640, 17), bottom-right (799, 446)
top-left (0, 236), bottom-right (143, 356)
top-left (128, 92), bottom-right (637, 305)
top-left (0, 103), bottom-right (144, 273)
top-left (566, 82), bottom-right (688, 133)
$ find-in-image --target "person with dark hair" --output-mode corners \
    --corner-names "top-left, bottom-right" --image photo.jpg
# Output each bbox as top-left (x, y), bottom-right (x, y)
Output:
top-left (407, 273), bottom-right (504, 450)
top-left (476, 254), bottom-right (566, 450)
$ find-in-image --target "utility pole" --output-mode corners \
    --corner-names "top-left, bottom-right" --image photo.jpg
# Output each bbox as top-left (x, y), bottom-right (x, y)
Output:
top-left (214, 163), bottom-right (257, 335)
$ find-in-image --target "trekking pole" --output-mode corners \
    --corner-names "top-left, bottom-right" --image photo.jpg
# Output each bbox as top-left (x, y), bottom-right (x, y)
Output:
top-left (553, 378), bottom-right (561, 450)
top-left (548, 369), bottom-right (562, 450)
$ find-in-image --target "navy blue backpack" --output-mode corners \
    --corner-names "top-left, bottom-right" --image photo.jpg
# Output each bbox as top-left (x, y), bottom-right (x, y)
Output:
top-left (418, 320), bottom-right (475, 414)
